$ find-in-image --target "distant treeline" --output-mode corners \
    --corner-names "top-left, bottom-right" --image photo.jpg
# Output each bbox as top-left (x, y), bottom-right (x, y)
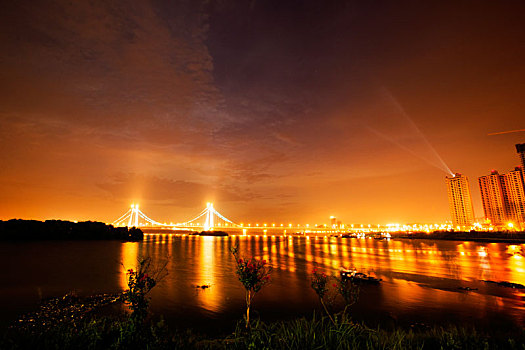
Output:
top-left (0, 219), bottom-right (143, 241)
top-left (396, 230), bottom-right (525, 243)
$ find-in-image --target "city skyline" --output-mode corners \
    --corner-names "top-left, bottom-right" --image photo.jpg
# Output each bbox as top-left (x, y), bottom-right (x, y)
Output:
top-left (1, 1), bottom-right (524, 224)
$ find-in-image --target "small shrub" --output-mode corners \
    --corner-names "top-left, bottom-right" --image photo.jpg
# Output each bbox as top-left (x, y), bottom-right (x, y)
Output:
top-left (334, 273), bottom-right (360, 317)
top-left (231, 246), bottom-right (272, 328)
top-left (311, 267), bottom-right (360, 325)
top-left (122, 257), bottom-right (167, 323)
top-left (311, 268), bottom-right (336, 324)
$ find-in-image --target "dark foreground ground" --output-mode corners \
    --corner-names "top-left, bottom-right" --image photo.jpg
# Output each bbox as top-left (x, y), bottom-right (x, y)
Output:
top-left (2, 293), bottom-right (524, 350)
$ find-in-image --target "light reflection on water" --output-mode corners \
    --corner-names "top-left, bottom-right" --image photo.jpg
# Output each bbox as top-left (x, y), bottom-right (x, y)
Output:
top-left (2, 236), bottom-right (525, 331)
top-left (120, 242), bottom-right (138, 291)
top-left (114, 235), bottom-right (525, 329)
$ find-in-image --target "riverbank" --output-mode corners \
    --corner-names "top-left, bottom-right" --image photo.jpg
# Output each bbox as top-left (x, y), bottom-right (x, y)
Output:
top-left (0, 219), bottom-right (143, 241)
top-left (142, 228), bottom-right (525, 244)
top-left (2, 293), bottom-right (524, 349)
top-left (393, 231), bottom-right (525, 243)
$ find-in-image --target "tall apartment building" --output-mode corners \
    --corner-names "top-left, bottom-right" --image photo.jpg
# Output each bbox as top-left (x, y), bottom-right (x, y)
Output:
top-left (478, 171), bottom-right (509, 225)
top-left (516, 143), bottom-right (525, 169)
top-left (504, 167), bottom-right (525, 225)
top-left (516, 144), bottom-right (525, 187)
top-left (445, 173), bottom-right (475, 226)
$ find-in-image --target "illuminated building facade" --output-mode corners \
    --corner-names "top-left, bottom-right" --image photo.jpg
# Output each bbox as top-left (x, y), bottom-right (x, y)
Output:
top-left (478, 171), bottom-right (509, 225)
top-left (504, 167), bottom-right (525, 226)
top-left (517, 143), bottom-right (525, 187)
top-left (516, 143), bottom-right (525, 169)
top-left (445, 173), bottom-right (475, 226)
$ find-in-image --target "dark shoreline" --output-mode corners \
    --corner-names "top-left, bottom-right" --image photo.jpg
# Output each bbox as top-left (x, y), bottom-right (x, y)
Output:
top-left (392, 231), bottom-right (525, 244)
top-left (395, 236), bottom-right (525, 244)
top-left (0, 219), bottom-right (143, 241)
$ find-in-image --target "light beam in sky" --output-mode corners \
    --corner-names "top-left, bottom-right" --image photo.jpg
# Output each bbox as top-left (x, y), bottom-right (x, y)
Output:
top-left (487, 129), bottom-right (525, 136)
top-left (376, 88), bottom-right (454, 176)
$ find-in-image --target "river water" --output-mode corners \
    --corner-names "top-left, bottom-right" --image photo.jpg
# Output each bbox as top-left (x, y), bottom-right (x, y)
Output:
top-left (1, 234), bottom-right (525, 332)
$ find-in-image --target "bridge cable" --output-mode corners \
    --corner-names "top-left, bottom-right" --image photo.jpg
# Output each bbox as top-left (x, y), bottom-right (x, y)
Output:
top-left (112, 209), bottom-right (132, 225)
top-left (179, 208), bottom-right (208, 226)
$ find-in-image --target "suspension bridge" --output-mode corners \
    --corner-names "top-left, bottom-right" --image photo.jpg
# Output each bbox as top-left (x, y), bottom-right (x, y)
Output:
top-left (111, 203), bottom-right (455, 235)
top-left (112, 202), bottom-right (238, 231)
top-left (111, 203), bottom-right (422, 235)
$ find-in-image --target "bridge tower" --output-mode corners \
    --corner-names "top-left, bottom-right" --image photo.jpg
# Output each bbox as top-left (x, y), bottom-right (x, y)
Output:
top-left (203, 202), bottom-right (215, 231)
top-left (128, 204), bottom-right (139, 227)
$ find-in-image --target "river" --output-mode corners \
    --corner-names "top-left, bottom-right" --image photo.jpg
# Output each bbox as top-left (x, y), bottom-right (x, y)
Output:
top-left (1, 234), bottom-right (524, 332)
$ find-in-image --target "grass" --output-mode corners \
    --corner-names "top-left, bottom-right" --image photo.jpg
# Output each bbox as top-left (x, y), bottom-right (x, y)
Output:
top-left (2, 288), bottom-right (524, 349)
top-left (2, 311), bottom-right (525, 350)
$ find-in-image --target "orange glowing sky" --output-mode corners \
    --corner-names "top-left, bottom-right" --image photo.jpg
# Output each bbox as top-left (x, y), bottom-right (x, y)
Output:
top-left (0, 1), bottom-right (524, 225)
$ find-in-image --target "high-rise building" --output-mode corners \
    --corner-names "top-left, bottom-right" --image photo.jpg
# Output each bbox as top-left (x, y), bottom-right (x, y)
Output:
top-left (516, 143), bottom-right (525, 188)
top-left (330, 216), bottom-right (337, 228)
top-left (478, 171), bottom-right (509, 225)
top-left (445, 173), bottom-right (475, 226)
top-left (504, 167), bottom-right (525, 225)
top-left (516, 143), bottom-right (525, 169)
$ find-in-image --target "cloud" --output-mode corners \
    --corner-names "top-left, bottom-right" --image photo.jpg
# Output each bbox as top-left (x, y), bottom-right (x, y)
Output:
top-left (0, 0), bottom-right (223, 144)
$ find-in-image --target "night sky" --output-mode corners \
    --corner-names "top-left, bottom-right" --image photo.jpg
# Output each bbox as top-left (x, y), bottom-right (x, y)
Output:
top-left (1, 0), bottom-right (524, 224)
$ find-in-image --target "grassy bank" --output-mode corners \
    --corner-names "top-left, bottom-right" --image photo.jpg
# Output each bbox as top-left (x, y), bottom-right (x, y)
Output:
top-left (2, 311), bottom-right (525, 349)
